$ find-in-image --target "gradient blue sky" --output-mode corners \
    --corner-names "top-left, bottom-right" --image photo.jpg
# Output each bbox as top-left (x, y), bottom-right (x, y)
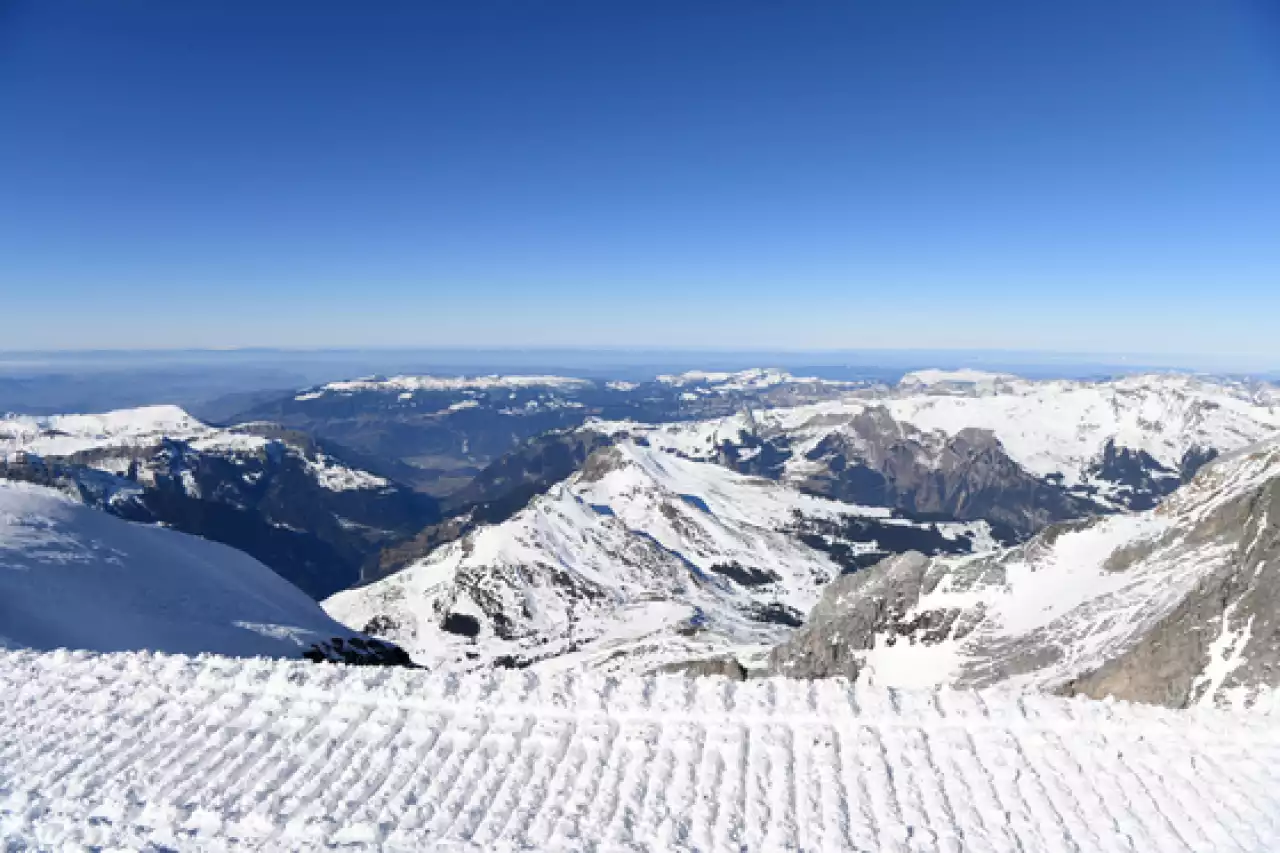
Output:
top-left (2, 1), bottom-right (1278, 360)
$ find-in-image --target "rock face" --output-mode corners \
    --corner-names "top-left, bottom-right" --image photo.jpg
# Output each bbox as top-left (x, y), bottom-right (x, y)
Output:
top-left (768, 435), bottom-right (1280, 708)
top-left (789, 409), bottom-right (1094, 539)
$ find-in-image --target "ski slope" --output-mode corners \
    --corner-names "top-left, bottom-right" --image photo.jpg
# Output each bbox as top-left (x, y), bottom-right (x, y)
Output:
top-left (4, 649), bottom-right (1280, 852)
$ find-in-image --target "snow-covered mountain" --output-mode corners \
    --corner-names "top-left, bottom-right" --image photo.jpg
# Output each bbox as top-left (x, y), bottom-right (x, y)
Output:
top-left (1, 406), bottom-right (439, 597)
top-left (600, 371), bottom-right (1280, 536)
top-left (233, 370), bottom-right (871, 494)
top-left (0, 480), bottom-right (407, 663)
top-left (769, 432), bottom-right (1280, 708)
top-left (325, 441), bottom-right (992, 674)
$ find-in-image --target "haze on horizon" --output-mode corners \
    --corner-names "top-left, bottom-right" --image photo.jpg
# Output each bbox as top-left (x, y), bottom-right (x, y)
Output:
top-left (2, 1), bottom-right (1278, 360)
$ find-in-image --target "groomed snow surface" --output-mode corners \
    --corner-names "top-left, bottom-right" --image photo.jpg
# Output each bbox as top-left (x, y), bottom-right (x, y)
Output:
top-left (4, 650), bottom-right (1280, 852)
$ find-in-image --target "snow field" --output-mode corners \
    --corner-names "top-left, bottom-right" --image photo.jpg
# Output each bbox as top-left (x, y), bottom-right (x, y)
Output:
top-left (4, 649), bottom-right (1280, 851)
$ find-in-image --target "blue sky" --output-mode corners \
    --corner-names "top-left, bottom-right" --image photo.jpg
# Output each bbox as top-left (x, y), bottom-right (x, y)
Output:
top-left (2, 1), bottom-right (1278, 361)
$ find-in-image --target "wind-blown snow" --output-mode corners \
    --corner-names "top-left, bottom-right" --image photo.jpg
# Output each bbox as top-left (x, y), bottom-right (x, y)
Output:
top-left (4, 648), bottom-right (1280, 851)
top-left (0, 480), bottom-right (359, 658)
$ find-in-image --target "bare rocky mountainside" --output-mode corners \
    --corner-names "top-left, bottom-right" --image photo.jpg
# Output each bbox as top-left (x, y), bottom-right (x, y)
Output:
top-left (768, 433), bottom-right (1280, 707)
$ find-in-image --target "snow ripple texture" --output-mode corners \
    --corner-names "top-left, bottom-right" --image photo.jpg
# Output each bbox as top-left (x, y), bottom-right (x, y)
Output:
top-left (4, 650), bottom-right (1280, 852)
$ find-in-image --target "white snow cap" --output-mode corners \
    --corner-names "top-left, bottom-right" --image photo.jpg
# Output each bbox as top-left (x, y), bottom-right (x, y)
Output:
top-left (898, 368), bottom-right (1016, 392)
top-left (296, 374), bottom-right (593, 399)
top-left (656, 367), bottom-right (851, 391)
top-left (0, 404), bottom-right (202, 458)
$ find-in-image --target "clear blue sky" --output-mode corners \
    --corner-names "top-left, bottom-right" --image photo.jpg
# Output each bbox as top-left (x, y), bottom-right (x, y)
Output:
top-left (2, 1), bottom-right (1278, 360)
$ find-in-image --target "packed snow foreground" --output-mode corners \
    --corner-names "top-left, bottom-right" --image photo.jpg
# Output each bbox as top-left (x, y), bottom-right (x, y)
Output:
top-left (4, 648), bottom-right (1280, 852)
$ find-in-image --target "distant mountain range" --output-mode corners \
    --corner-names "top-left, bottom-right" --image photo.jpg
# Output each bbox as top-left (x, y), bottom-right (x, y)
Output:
top-left (609, 370), bottom-right (1280, 535)
top-left (228, 369), bottom-right (869, 494)
top-left (7, 366), bottom-right (1280, 708)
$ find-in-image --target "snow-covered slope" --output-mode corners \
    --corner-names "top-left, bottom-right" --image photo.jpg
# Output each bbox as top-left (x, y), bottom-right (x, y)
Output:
top-left (326, 441), bottom-right (991, 674)
top-left (770, 433), bottom-right (1280, 707)
top-left (0, 480), bottom-right (391, 660)
top-left (4, 648), bottom-right (1280, 852)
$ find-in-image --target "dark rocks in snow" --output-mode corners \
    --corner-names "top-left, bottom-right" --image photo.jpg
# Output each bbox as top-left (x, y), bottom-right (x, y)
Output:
top-left (794, 410), bottom-right (1099, 540)
top-left (660, 657), bottom-right (749, 681)
top-left (710, 561), bottom-right (781, 587)
top-left (746, 601), bottom-right (806, 627)
top-left (304, 636), bottom-right (418, 667)
top-left (442, 613), bottom-right (482, 638)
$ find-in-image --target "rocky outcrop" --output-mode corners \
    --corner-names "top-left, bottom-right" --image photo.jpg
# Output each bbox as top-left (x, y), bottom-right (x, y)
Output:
top-left (767, 552), bottom-right (936, 680)
top-left (303, 636), bottom-right (418, 667)
top-left (794, 408), bottom-right (1094, 539)
top-left (658, 657), bottom-right (748, 680)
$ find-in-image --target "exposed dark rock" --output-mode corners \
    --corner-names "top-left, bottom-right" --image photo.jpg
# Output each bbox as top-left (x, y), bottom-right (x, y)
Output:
top-left (793, 410), bottom-right (1099, 539)
top-left (660, 657), bottom-right (748, 681)
top-left (747, 601), bottom-right (805, 627)
top-left (709, 561), bottom-right (781, 587)
top-left (767, 552), bottom-right (934, 680)
top-left (442, 613), bottom-right (481, 638)
top-left (1085, 439), bottom-right (1181, 510)
top-left (303, 636), bottom-right (418, 667)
